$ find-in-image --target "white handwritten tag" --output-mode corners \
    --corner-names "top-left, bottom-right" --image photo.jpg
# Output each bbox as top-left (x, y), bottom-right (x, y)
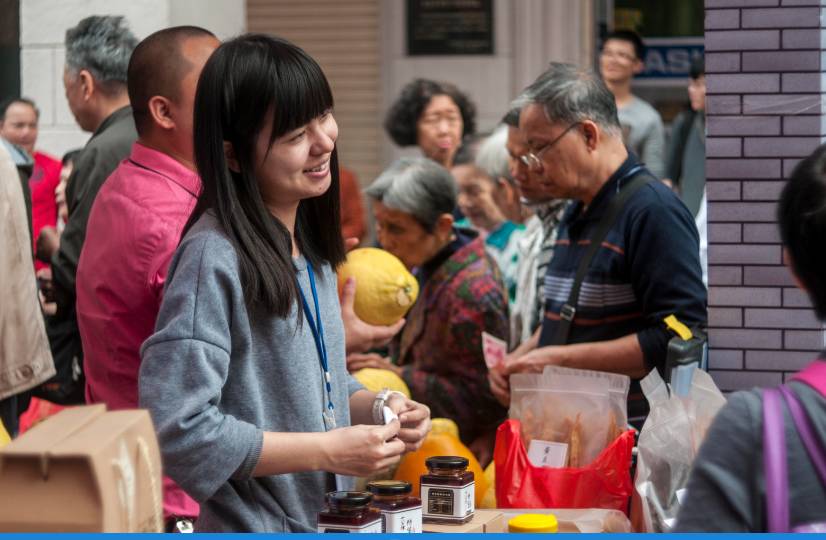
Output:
top-left (527, 439), bottom-right (569, 468)
top-left (482, 331), bottom-right (507, 369)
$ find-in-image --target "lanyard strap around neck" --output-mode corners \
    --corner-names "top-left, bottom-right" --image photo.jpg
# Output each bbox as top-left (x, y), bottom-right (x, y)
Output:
top-left (297, 264), bottom-right (334, 414)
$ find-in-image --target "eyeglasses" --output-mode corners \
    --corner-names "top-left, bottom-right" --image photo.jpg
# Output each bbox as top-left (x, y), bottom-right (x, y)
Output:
top-left (600, 49), bottom-right (637, 63)
top-left (519, 122), bottom-right (581, 170)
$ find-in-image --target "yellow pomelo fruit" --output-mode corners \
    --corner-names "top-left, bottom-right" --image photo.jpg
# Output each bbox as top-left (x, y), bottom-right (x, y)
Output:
top-left (479, 461), bottom-right (497, 508)
top-left (353, 368), bottom-right (411, 398)
top-left (338, 248), bottom-right (418, 326)
top-left (484, 460), bottom-right (495, 486)
top-left (430, 417), bottom-right (460, 439)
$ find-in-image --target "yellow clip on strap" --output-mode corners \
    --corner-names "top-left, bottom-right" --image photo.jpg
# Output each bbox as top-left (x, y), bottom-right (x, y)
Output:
top-left (664, 314), bottom-right (693, 341)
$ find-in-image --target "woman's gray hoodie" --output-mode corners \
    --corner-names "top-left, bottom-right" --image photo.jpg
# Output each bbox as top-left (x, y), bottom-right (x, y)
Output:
top-left (139, 213), bottom-right (361, 532)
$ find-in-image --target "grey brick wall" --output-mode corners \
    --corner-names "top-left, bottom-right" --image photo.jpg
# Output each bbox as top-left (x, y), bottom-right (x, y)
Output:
top-left (705, 0), bottom-right (826, 391)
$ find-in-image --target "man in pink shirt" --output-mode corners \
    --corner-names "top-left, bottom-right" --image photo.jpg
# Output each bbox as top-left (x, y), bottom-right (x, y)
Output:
top-left (76, 26), bottom-right (220, 531)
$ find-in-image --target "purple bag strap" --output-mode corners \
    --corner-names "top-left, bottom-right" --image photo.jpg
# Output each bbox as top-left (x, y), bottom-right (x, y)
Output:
top-left (763, 387), bottom-right (789, 533)
top-left (779, 385), bottom-right (826, 484)
top-left (763, 376), bottom-right (826, 533)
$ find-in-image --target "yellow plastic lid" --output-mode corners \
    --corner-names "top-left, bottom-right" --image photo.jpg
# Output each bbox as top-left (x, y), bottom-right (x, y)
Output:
top-left (508, 513), bottom-right (558, 533)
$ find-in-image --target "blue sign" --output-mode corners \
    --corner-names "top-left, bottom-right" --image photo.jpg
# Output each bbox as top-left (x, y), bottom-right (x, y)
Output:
top-left (638, 38), bottom-right (704, 80)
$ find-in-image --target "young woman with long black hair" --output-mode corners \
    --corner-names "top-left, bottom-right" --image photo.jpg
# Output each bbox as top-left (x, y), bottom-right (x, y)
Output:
top-left (138, 34), bottom-right (430, 532)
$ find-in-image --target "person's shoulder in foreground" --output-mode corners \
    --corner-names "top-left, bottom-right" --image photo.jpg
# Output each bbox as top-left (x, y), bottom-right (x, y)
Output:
top-left (675, 381), bottom-right (826, 531)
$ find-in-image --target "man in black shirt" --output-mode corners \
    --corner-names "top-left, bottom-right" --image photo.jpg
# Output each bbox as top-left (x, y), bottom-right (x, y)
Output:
top-left (489, 63), bottom-right (706, 424)
top-left (35, 15), bottom-right (138, 403)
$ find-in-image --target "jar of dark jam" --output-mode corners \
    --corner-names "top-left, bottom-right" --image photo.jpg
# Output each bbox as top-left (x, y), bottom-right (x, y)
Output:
top-left (367, 480), bottom-right (422, 533)
top-left (420, 456), bottom-right (475, 524)
top-left (317, 491), bottom-right (382, 533)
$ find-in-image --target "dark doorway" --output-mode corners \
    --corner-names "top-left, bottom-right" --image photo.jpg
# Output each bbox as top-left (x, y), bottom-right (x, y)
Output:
top-left (0, 0), bottom-right (21, 102)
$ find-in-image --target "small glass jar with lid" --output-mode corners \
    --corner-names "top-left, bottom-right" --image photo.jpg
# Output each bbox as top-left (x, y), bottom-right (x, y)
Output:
top-left (420, 455), bottom-right (475, 524)
top-left (367, 480), bottom-right (422, 533)
top-left (317, 491), bottom-right (382, 533)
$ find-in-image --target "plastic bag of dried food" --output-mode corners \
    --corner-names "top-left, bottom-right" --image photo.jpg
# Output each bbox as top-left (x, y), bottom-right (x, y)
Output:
top-left (632, 368), bottom-right (726, 532)
top-left (509, 366), bottom-right (630, 468)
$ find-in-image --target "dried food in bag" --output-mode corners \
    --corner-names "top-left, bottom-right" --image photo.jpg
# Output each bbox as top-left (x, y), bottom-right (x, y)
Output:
top-left (509, 366), bottom-right (630, 467)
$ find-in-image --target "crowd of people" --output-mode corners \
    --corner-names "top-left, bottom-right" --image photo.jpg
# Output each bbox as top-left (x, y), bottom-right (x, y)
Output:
top-left (1, 13), bottom-right (823, 533)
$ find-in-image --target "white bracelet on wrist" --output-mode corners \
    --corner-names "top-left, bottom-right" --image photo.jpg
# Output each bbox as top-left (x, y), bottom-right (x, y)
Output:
top-left (372, 389), bottom-right (404, 424)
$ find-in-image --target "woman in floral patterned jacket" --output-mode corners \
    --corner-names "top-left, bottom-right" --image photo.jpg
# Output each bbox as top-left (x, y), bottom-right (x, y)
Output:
top-left (350, 157), bottom-right (508, 464)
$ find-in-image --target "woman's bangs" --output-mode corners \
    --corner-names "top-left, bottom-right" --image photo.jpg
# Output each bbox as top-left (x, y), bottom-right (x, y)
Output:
top-left (270, 50), bottom-right (334, 141)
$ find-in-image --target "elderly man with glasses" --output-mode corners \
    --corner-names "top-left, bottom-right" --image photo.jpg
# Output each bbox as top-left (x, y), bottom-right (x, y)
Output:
top-left (488, 63), bottom-right (706, 427)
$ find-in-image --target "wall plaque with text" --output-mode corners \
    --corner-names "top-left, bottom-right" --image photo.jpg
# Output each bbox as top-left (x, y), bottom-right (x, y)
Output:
top-left (407, 0), bottom-right (494, 56)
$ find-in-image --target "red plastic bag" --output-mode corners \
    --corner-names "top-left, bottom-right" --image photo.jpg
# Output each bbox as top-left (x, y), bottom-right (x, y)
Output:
top-left (18, 397), bottom-right (68, 434)
top-left (494, 419), bottom-right (634, 512)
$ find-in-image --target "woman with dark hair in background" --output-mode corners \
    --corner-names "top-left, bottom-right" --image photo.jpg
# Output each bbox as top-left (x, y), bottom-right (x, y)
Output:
top-left (676, 144), bottom-right (826, 532)
top-left (384, 78), bottom-right (476, 169)
top-left (138, 34), bottom-right (429, 532)
top-left (56, 150), bottom-right (80, 229)
top-left (34, 149), bottom-right (81, 266)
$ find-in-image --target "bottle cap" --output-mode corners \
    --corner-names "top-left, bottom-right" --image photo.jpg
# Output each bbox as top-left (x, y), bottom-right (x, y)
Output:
top-left (425, 455), bottom-right (469, 470)
top-left (326, 491), bottom-right (372, 512)
top-left (367, 480), bottom-right (412, 496)
top-left (508, 513), bottom-right (558, 533)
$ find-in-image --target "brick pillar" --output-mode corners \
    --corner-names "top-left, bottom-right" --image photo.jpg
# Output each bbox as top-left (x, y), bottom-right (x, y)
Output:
top-left (705, 0), bottom-right (826, 391)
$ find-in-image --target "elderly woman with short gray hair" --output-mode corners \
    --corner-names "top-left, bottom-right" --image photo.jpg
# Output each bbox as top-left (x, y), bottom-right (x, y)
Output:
top-left (473, 124), bottom-right (525, 225)
top-left (348, 157), bottom-right (508, 464)
top-left (454, 126), bottom-right (528, 308)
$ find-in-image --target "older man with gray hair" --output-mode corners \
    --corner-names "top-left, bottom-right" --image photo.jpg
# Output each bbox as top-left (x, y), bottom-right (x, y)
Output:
top-left (35, 15), bottom-right (138, 404)
top-left (489, 63), bottom-right (706, 426)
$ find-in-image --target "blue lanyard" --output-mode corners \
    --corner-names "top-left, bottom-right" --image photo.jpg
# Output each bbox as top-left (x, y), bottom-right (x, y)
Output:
top-left (296, 264), bottom-right (335, 416)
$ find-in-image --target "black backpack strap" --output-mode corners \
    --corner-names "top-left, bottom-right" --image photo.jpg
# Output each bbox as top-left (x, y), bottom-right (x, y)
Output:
top-left (552, 171), bottom-right (654, 346)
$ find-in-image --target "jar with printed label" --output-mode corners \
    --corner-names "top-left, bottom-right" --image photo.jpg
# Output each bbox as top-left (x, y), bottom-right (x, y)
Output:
top-left (367, 480), bottom-right (422, 533)
top-left (420, 455), bottom-right (475, 524)
top-left (317, 491), bottom-right (382, 533)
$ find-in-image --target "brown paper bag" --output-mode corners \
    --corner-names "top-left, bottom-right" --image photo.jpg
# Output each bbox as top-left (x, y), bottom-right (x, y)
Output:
top-left (0, 404), bottom-right (163, 532)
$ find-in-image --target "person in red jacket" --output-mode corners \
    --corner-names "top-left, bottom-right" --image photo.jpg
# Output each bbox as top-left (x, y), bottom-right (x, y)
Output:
top-left (0, 97), bottom-right (62, 270)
